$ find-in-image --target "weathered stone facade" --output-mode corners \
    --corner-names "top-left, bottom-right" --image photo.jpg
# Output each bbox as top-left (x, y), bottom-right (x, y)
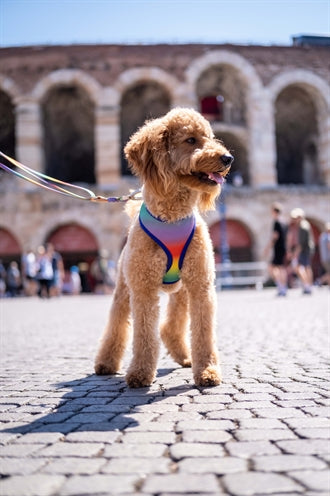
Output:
top-left (0, 43), bottom-right (329, 274)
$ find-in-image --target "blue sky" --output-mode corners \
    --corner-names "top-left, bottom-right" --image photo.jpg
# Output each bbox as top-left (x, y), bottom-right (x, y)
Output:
top-left (0, 0), bottom-right (329, 47)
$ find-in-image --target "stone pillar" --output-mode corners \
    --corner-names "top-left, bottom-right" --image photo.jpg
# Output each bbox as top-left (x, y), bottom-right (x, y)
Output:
top-left (247, 92), bottom-right (277, 187)
top-left (15, 99), bottom-right (43, 172)
top-left (95, 89), bottom-right (121, 185)
top-left (319, 115), bottom-right (330, 186)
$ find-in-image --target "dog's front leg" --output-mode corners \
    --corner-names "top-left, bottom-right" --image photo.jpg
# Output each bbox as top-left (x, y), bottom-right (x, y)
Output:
top-left (125, 290), bottom-right (160, 388)
top-left (188, 285), bottom-right (221, 387)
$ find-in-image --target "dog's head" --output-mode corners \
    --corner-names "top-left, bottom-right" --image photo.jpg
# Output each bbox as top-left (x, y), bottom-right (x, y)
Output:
top-left (124, 108), bottom-right (233, 211)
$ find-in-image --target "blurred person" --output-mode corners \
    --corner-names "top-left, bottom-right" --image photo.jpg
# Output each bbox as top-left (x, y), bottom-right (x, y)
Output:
top-left (0, 260), bottom-right (6, 297)
top-left (46, 243), bottom-right (64, 296)
top-left (21, 248), bottom-right (38, 296)
top-left (6, 261), bottom-right (21, 297)
top-left (70, 266), bottom-right (82, 295)
top-left (264, 202), bottom-right (288, 296)
top-left (36, 245), bottom-right (54, 298)
top-left (318, 222), bottom-right (330, 286)
top-left (287, 208), bottom-right (315, 295)
top-left (91, 249), bottom-right (114, 294)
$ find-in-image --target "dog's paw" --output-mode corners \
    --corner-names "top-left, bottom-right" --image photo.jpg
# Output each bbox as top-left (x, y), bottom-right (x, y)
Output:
top-left (125, 370), bottom-right (155, 388)
top-left (180, 358), bottom-right (192, 368)
top-left (94, 362), bottom-right (117, 376)
top-left (194, 366), bottom-right (222, 387)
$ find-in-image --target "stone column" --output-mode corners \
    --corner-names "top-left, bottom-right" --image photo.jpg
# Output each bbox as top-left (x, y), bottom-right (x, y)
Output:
top-left (247, 91), bottom-right (277, 187)
top-left (95, 89), bottom-right (121, 185)
top-left (15, 98), bottom-right (43, 172)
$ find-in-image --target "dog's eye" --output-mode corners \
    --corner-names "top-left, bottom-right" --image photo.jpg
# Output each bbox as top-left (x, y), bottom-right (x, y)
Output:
top-left (186, 137), bottom-right (196, 145)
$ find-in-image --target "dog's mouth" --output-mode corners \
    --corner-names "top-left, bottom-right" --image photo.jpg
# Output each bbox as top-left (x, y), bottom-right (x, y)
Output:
top-left (191, 171), bottom-right (225, 186)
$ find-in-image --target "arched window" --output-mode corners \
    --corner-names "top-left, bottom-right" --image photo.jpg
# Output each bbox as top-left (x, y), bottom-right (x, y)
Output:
top-left (42, 85), bottom-right (95, 183)
top-left (275, 85), bottom-right (321, 185)
top-left (120, 82), bottom-right (170, 175)
top-left (197, 65), bottom-right (246, 125)
top-left (0, 90), bottom-right (16, 160)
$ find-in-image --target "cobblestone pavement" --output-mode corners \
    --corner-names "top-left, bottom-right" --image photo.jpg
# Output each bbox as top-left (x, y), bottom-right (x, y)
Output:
top-left (0, 287), bottom-right (329, 496)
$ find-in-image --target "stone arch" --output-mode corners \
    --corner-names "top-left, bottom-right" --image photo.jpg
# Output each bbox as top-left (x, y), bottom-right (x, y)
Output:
top-left (41, 83), bottom-right (96, 183)
top-left (46, 222), bottom-right (99, 268)
top-left (117, 70), bottom-right (174, 174)
top-left (0, 227), bottom-right (22, 263)
top-left (32, 69), bottom-right (102, 105)
top-left (209, 218), bottom-right (254, 263)
top-left (186, 51), bottom-right (276, 186)
top-left (268, 70), bottom-right (330, 185)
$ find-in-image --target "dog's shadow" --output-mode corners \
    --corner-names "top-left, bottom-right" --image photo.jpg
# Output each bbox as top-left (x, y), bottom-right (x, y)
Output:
top-left (4, 368), bottom-right (196, 435)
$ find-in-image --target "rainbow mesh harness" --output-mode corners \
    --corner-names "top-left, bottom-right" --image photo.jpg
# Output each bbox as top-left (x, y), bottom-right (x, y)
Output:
top-left (139, 203), bottom-right (196, 284)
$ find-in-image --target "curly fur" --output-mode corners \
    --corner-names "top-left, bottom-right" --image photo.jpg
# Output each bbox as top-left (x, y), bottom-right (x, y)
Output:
top-left (95, 108), bottom-right (233, 387)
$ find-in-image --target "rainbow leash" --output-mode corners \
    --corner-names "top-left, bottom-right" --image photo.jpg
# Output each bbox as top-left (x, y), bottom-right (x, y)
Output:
top-left (0, 151), bottom-right (142, 203)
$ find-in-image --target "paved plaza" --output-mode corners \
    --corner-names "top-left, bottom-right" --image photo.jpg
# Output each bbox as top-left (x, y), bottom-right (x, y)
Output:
top-left (0, 287), bottom-right (329, 496)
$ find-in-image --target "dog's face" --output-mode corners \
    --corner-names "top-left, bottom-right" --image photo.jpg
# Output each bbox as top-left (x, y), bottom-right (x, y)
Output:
top-left (124, 108), bottom-right (233, 211)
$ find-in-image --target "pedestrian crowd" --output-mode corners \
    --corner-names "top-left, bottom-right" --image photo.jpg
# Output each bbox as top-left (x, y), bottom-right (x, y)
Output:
top-left (0, 244), bottom-right (117, 299)
top-left (265, 203), bottom-right (330, 296)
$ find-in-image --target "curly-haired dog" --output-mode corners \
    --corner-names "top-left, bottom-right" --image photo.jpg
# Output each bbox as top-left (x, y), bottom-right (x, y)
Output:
top-left (95, 108), bottom-right (233, 387)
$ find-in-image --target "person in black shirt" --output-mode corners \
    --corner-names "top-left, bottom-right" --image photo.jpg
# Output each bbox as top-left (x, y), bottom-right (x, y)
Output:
top-left (265, 202), bottom-right (288, 296)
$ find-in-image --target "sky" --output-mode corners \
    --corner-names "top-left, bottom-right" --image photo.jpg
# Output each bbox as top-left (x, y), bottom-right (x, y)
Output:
top-left (0, 0), bottom-right (329, 48)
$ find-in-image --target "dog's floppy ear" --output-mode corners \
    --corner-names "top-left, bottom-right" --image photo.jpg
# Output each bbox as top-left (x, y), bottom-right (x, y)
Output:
top-left (124, 118), bottom-right (174, 197)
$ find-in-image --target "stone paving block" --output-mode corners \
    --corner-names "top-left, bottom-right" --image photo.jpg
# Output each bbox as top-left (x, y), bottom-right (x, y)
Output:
top-left (252, 454), bottom-right (327, 472)
top-left (170, 443), bottom-right (225, 460)
top-left (1, 444), bottom-right (45, 457)
top-left (0, 457), bottom-right (48, 476)
top-left (103, 443), bottom-right (167, 458)
top-left (225, 440), bottom-right (281, 458)
top-left (206, 409), bottom-right (253, 420)
top-left (277, 438), bottom-right (330, 455)
top-left (238, 418), bottom-right (285, 429)
top-left (125, 422), bottom-right (175, 432)
top-left (65, 431), bottom-right (121, 443)
top-left (60, 474), bottom-right (138, 495)
top-left (301, 406), bottom-right (330, 417)
top-left (121, 431), bottom-right (176, 444)
top-left (35, 441), bottom-right (104, 458)
top-left (193, 395), bottom-right (232, 404)
top-left (143, 474), bottom-right (220, 493)
top-left (222, 471), bottom-right (303, 495)
top-left (282, 417), bottom-right (330, 429)
top-left (253, 407), bottom-right (306, 418)
top-left (235, 428), bottom-right (297, 442)
top-left (42, 457), bottom-right (107, 475)
top-left (176, 420), bottom-right (235, 432)
top-left (11, 433), bottom-right (64, 444)
top-left (293, 428), bottom-right (330, 439)
top-left (0, 474), bottom-right (66, 496)
top-left (102, 457), bottom-right (171, 474)
top-left (178, 456), bottom-right (247, 474)
top-left (289, 469), bottom-right (330, 491)
top-left (182, 430), bottom-right (232, 443)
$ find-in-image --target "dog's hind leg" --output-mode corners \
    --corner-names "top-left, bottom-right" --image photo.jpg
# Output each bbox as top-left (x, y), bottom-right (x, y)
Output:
top-left (160, 287), bottom-right (192, 367)
top-left (94, 269), bottom-right (131, 376)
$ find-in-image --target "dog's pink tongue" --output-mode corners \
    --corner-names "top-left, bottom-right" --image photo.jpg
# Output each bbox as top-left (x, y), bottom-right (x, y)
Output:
top-left (208, 172), bottom-right (224, 185)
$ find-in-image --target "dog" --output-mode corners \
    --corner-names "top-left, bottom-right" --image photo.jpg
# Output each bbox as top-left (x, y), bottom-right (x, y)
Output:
top-left (94, 108), bottom-right (233, 387)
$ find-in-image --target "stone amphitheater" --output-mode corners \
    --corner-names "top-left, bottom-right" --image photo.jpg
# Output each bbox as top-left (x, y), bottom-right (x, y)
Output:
top-left (0, 41), bottom-right (329, 278)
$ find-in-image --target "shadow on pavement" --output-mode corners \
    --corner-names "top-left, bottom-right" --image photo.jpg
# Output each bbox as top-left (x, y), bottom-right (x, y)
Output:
top-left (3, 367), bottom-right (194, 435)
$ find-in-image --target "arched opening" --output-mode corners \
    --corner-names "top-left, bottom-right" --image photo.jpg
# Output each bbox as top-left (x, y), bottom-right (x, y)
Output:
top-left (0, 90), bottom-right (16, 161)
top-left (215, 132), bottom-right (249, 185)
top-left (120, 81), bottom-right (170, 175)
top-left (46, 223), bottom-right (99, 269)
top-left (42, 85), bottom-right (95, 183)
top-left (0, 227), bottom-right (21, 265)
top-left (196, 65), bottom-right (247, 125)
top-left (209, 219), bottom-right (253, 263)
top-left (275, 85), bottom-right (321, 185)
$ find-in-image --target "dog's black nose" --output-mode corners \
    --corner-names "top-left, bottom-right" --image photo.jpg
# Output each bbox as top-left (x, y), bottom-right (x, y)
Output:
top-left (220, 154), bottom-right (234, 167)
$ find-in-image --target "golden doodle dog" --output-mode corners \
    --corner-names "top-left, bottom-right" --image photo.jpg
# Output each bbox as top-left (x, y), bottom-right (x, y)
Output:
top-left (95, 108), bottom-right (233, 388)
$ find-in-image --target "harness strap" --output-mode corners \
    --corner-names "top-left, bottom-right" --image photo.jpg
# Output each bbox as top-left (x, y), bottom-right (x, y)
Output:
top-left (139, 203), bottom-right (196, 284)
